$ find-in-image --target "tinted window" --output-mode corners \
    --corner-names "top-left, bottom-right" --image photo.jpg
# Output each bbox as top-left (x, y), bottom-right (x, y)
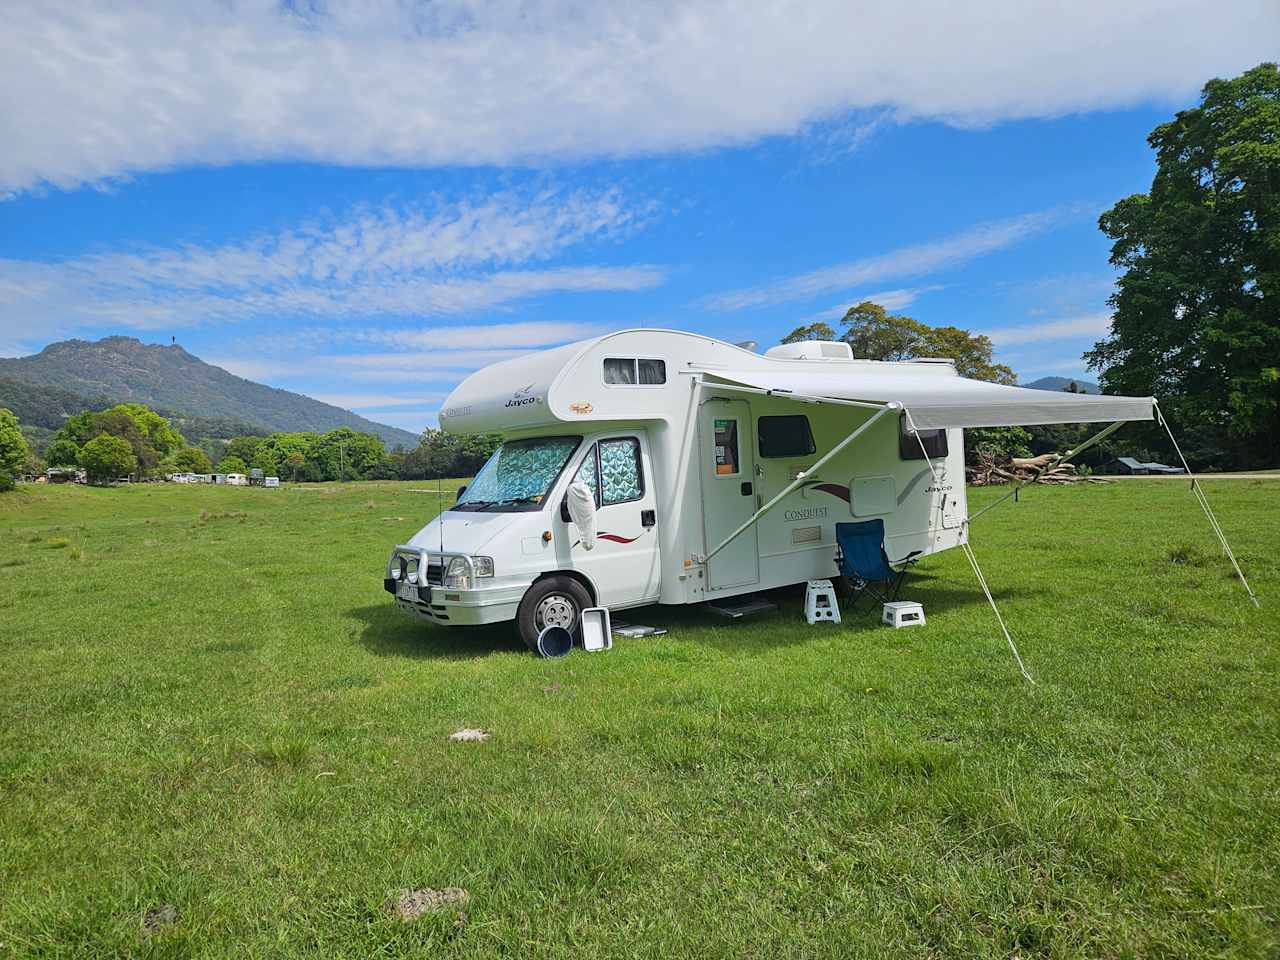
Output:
top-left (603, 357), bottom-right (666, 385)
top-left (603, 358), bottom-right (635, 384)
top-left (637, 358), bottom-right (666, 384)
top-left (899, 414), bottom-right (948, 460)
top-left (758, 415), bottom-right (816, 458)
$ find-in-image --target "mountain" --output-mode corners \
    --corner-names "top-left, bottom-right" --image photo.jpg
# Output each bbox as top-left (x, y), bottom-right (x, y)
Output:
top-left (1022, 376), bottom-right (1099, 394)
top-left (0, 337), bottom-right (419, 448)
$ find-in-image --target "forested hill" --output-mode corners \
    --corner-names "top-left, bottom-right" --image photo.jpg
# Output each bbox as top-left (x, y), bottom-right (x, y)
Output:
top-left (0, 337), bottom-right (418, 448)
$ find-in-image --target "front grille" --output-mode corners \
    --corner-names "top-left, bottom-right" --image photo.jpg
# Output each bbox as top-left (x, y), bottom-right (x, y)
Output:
top-left (397, 557), bottom-right (445, 586)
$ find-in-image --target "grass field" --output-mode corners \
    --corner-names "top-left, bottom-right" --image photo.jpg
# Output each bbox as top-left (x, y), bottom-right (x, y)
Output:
top-left (1, 479), bottom-right (1278, 958)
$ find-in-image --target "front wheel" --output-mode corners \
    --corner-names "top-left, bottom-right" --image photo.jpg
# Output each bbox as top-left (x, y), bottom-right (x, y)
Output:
top-left (516, 576), bottom-right (592, 653)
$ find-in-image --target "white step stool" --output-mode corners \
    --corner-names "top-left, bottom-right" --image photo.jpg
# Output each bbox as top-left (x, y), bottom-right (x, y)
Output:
top-left (804, 580), bottom-right (841, 624)
top-left (882, 601), bottom-right (925, 628)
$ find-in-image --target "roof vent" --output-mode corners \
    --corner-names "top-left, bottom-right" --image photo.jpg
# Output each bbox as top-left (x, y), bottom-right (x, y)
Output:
top-left (764, 340), bottom-right (854, 361)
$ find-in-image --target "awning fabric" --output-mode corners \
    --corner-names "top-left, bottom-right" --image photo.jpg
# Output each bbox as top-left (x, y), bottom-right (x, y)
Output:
top-left (705, 368), bottom-right (1155, 429)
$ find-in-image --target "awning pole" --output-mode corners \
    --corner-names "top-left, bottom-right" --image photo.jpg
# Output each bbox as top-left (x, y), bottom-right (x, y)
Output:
top-left (904, 407), bottom-right (1036, 685)
top-left (702, 403), bottom-right (896, 563)
top-left (1156, 402), bottom-right (1259, 607)
top-left (966, 419), bottom-right (1128, 525)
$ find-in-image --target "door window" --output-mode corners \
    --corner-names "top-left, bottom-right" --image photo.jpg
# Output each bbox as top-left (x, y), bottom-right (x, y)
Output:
top-left (713, 418), bottom-right (740, 476)
top-left (572, 438), bottom-right (644, 506)
top-left (599, 438), bottom-right (643, 504)
top-left (573, 445), bottom-right (599, 501)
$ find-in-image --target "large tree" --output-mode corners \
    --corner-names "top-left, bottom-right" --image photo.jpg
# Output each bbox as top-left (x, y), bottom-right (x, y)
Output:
top-left (0, 407), bottom-right (29, 480)
top-left (1086, 62), bottom-right (1280, 467)
top-left (785, 301), bottom-right (1015, 384)
top-left (79, 434), bottom-right (137, 483)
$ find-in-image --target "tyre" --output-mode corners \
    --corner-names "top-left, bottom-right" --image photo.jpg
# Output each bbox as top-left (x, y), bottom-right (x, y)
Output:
top-left (516, 575), bottom-right (592, 653)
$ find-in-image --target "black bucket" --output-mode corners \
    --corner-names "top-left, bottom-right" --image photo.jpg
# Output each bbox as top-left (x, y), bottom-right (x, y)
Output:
top-left (535, 625), bottom-right (573, 658)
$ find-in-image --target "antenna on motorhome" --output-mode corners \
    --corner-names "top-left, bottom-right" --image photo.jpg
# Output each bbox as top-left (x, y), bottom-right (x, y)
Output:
top-left (438, 473), bottom-right (444, 557)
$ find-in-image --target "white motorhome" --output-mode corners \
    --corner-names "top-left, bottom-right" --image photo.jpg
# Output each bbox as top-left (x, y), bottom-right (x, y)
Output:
top-left (385, 329), bottom-right (1155, 649)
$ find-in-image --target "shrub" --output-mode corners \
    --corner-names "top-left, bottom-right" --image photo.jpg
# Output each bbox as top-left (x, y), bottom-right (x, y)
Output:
top-left (0, 470), bottom-right (14, 493)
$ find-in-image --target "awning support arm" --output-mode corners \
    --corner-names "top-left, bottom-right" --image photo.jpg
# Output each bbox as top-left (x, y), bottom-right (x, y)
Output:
top-left (702, 402), bottom-right (897, 563)
top-left (1156, 401), bottom-right (1259, 607)
top-left (904, 407), bottom-right (1036, 685)
top-left (966, 419), bottom-right (1129, 525)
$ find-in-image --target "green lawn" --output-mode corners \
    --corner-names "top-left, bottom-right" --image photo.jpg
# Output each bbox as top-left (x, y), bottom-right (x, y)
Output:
top-left (1, 480), bottom-right (1277, 958)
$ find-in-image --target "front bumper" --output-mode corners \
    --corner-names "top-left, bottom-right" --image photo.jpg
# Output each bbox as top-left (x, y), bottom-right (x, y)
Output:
top-left (384, 544), bottom-right (524, 627)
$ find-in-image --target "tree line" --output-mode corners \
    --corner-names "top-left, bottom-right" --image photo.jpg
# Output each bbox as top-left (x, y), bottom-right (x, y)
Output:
top-left (2, 400), bottom-right (500, 488)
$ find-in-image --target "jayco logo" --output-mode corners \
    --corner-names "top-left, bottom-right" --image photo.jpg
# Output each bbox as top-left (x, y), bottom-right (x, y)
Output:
top-left (505, 384), bottom-right (542, 409)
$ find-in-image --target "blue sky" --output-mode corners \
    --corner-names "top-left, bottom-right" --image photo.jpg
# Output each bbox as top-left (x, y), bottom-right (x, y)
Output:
top-left (2, 2), bottom-right (1277, 434)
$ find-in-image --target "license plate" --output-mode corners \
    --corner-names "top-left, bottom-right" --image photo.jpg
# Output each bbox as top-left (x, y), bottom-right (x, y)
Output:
top-left (396, 580), bottom-right (424, 602)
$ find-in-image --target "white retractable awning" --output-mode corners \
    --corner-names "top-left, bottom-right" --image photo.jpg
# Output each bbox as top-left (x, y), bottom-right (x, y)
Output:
top-left (704, 368), bottom-right (1155, 429)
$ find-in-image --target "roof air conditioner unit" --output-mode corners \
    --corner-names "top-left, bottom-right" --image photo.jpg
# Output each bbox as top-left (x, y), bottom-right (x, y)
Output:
top-left (763, 341), bottom-right (854, 361)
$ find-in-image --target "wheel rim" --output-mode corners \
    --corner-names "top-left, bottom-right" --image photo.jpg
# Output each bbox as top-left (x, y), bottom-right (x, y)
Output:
top-left (535, 593), bottom-right (577, 631)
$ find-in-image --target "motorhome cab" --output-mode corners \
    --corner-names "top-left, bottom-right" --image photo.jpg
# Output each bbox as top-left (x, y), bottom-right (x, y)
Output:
top-left (384, 329), bottom-right (1154, 650)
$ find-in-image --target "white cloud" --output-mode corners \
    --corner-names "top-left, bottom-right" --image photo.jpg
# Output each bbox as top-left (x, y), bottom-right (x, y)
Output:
top-left (986, 312), bottom-right (1112, 346)
top-left (707, 210), bottom-right (1069, 311)
top-left (0, 192), bottom-right (662, 342)
top-left (307, 392), bottom-right (448, 412)
top-left (2, 1), bottom-right (1275, 194)
top-left (799, 286), bottom-right (943, 322)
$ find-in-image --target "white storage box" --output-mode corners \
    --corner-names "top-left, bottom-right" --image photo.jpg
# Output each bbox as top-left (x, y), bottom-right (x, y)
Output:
top-left (581, 607), bottom-right (613, 651)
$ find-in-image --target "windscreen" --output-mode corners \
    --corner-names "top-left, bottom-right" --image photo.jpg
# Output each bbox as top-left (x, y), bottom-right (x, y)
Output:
top-left (453, 436), bottom-right (580, 512)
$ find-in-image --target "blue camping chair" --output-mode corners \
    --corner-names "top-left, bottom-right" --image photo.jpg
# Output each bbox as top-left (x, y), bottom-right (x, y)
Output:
top-left (834, 519), bottom-right (922, 610)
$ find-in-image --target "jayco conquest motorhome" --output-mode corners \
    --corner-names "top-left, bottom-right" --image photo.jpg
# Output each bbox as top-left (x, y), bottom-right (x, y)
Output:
top-left (384, 329), bottom-right (1158, 649)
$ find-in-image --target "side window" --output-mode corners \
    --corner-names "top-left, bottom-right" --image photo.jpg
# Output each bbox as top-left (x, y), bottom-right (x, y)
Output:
top-left (899, 414), bottom-right (948, 460)
top-left (637, 359), bottom-right (666, 384)
top-left (573, 445), bottom-right (599, 503)
top-left (713, 419), bottom-right (740, 476)
top-left (603, 358), bottom-right (635, 384)
top-left (599, 438), bottom-right (643, 505)
top-left (603, 358), bottom-right (666, 385)
top-left (758, 415), bottom-right (816, 458)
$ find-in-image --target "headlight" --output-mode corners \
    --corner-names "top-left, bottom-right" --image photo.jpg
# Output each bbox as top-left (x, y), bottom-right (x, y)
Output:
top-left (443, 556), bottom-right (494, 589)
top-left (443, 556), bottom-right (471, 589)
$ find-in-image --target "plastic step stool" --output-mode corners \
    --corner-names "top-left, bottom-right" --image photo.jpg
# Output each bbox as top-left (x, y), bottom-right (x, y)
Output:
top-left (804, 580), bottom-right (841, 624)
top-left (882, 601), bottom-right (925, 628)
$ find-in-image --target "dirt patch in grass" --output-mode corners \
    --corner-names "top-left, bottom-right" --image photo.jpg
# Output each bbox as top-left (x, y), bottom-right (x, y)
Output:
top-left (385, 888), bottom-right (469, 922)
top-left (142, 903), bottom-right (179, 934)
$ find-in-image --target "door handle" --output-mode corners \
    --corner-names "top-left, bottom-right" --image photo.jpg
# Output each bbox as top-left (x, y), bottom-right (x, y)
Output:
top-left (641, 509), bottom-right (656, 527)
top-left (740, 481), bottom-right (753, 496)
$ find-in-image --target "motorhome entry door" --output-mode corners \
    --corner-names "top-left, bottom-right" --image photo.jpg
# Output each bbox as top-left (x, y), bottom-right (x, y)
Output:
top-left (699, 398), bottom-right (760, 591)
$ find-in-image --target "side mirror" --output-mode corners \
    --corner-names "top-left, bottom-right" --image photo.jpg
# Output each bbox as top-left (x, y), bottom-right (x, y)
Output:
top-left (456, 484), bottom-right (467, 501)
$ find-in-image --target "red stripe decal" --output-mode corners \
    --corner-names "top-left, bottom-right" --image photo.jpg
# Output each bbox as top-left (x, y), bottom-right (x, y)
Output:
top-left (597, 533), bottom-right (639, 544)
top-left (812, 483), bottom-right (851, 503)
